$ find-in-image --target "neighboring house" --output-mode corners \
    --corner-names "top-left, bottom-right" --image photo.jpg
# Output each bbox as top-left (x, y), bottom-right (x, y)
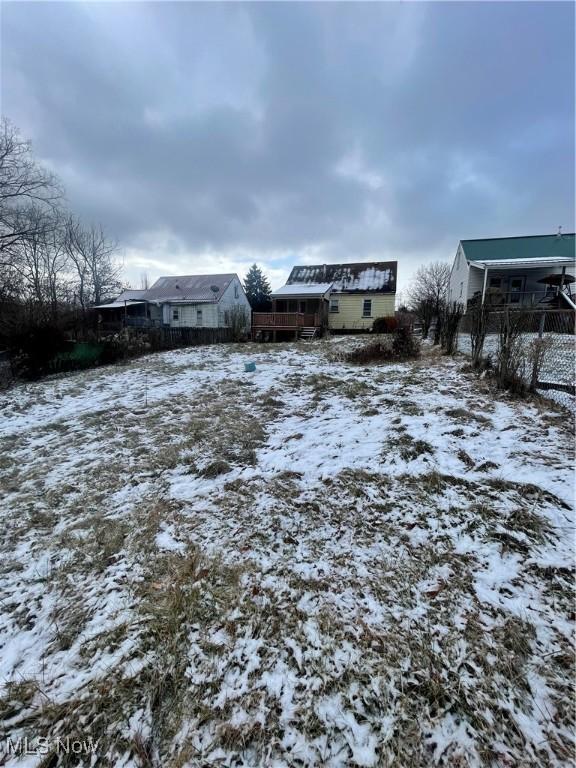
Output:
top-left (288, 262), bottom-right (397, 331)
top-left (252, 261), bottom-right (397, 339)
top-left (448, 233), bottom-right (576, 313)
top-left (95, 274), bottom-right (251, 330)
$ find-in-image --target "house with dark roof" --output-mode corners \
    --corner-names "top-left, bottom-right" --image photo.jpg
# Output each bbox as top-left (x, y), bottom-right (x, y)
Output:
top-left (449, 232), bottom-right (576, 312)
top-left (252, 261), bottom-right (397, 339)
top-left (95, 273), bottom-right (251, 330)
top-left (287, 262), bottom-right (397, 332)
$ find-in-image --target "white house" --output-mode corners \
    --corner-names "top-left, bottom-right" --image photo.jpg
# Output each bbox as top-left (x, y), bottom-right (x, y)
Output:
top-left (96, 273), bottom-right (251, 330)
top-left (448, 233), bottom-right (576, 312)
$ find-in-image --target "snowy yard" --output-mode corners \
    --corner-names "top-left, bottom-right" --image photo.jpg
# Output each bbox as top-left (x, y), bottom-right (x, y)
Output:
top-left (0, 338), bottom-right (574, 767)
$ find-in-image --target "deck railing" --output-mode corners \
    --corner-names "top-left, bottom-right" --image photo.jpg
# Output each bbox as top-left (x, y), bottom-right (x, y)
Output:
top-left (252, 312), bottom-right (320, 328)
top-left (470, 289), bottom-right (574, 309)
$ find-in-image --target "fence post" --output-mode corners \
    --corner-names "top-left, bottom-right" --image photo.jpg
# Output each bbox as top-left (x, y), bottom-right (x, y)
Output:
top-left (538, 311), bottom-right (545, 339)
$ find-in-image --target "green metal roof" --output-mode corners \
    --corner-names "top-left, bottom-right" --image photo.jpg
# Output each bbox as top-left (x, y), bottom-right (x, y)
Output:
top-left (461, 234), bottom-right (575, 262)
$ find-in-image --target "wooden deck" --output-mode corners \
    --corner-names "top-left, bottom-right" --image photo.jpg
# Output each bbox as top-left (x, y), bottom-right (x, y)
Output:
top-left (252, 312), bottom-right (320, 329)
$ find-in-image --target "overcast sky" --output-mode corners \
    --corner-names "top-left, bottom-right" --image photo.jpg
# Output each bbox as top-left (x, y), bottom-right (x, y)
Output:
top-left (2, 2), bottom-right (574, 293)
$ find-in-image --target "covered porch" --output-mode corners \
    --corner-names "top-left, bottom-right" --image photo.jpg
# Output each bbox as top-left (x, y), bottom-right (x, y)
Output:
top-left (468, 257), bottom-right (576, 311)
top-left (252, 282), bottom-right (332, 341)
top-left (93, 299), bottom-right (162, 332)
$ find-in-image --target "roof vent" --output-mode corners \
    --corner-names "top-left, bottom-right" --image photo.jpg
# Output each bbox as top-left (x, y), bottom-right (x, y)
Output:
top-left (557, 226), bottom-right (562, 238)
top-left (210, 285), bottom-right (220, 294)
top-left (175, 283), bottom-right (180, 289)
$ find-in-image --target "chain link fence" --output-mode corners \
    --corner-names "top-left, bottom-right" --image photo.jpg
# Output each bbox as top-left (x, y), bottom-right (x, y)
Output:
top-left (457, 309), bottom-right (575, 404)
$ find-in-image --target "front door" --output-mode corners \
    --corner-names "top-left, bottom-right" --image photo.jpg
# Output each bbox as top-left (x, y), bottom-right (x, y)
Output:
top-left (299, 301), bottom-right (306, 314)
top-left (508, 276), bottom-right (525, 304)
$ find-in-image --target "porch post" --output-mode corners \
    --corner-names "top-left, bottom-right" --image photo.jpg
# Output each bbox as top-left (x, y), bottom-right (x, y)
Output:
top-left (558, 265), bottom-right (566, 295)
top-left (481, 266), bottom-right (488, 306)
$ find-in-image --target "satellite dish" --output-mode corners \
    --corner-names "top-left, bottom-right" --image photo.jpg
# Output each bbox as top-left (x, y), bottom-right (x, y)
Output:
top-left (210, 285), bottom-right (220, 294)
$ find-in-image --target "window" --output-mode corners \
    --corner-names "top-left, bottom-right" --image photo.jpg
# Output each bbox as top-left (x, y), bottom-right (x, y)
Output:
top-left (172, 307), bottom-right (179, 321)
top-left (329, 297), bottom-right (339, 313)
top-left (509, 277), bottom-right (525, 304)
top-left (234, 284), bottom-right (239, 299)
top-left (456, 251), bottom-right (460, 270)
top-left (459, 282), bottom-right (463, 298)
top-left (196, 309), bottom-right (203, 325)
top-left (489, 277), bottom-right (502, 289)
top-left (362, 299), bottom-right (372, 317)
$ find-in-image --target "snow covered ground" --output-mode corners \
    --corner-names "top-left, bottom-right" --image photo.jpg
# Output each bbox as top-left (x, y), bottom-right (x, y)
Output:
top-left (0, 338), bottom-right (574, 767)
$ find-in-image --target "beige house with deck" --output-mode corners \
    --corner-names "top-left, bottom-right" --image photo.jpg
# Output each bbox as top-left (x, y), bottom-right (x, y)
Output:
top-left (252, 261), bottom-right (397, 340)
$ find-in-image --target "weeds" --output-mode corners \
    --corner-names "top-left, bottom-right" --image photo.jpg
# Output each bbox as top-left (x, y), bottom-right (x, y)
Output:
top-left (0, 339), bottom-right (572, 767)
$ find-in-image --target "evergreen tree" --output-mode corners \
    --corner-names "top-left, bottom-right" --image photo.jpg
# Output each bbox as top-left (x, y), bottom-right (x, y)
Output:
top-left (243, 264), bottom-right (272, 311)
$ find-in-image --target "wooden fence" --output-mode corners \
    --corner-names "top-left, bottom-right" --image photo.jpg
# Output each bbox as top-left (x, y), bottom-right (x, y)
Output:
top-left (147, 326), bottom-right (234, 349)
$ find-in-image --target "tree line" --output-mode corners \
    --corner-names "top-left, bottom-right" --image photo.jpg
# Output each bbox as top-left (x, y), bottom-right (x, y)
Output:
top-left (0, 118), bottom-right (122, 343)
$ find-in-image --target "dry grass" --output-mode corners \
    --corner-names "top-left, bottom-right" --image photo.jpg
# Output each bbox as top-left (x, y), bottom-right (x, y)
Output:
top-left (0, 340), bottom-right (573, 767)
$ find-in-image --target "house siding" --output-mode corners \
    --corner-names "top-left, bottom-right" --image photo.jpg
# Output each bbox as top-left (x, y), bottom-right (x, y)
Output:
top-left (169, 303), bottom-right (219, 328)
top-left (217, 277), bottom-right (252, 330)
top-left (467, 263), bottom-right (485, 300)
top-left (166, 276), bottom-right (251, 329)
top-left (448, 244), bottom-right (471, 304)
top-left (328, 293), bottom-right (395, 330)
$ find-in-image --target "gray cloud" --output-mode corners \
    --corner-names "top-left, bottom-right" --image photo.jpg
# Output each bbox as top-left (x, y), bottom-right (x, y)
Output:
top-left (2, 2), bottom-right (574, 289)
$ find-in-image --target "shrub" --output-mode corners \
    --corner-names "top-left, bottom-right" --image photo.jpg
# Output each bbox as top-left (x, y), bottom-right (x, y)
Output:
top-left (7, 323), bottom-right (69, 379)
top-left (391, 325), bottom-right (420, 359)
top-left (528, 336), bottom-right (553, 393)
top-left (468, 303), bottom-right (490, 368)
top-left (440, 301), bottom-right (464, 355)
top-left (372, 316), bottom-right (398, 334)
top-left (346, 326), bottom-right (420, 364)
top-left (494, 310), bottom-right (531, 394)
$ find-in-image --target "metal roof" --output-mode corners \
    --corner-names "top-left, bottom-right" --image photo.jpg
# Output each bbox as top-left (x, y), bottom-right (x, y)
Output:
top-left (143, 274), bottom-right (237, 302)
top-left (102, 289), bottom-right (147, 304)
top-left (272, 282), bottom-right (333, 298)
top-left (461, 234), bottom-right (575, 262)
top-left (94, 300), bottom-right (146, 309)
top-left (287, 262), bottom-right (397, 293)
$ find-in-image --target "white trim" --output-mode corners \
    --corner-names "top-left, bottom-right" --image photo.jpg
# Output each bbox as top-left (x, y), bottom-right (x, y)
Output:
top-left (481, 267), bottom-right (488, 306)
top-left (470, 256), bottom-right (575, 270)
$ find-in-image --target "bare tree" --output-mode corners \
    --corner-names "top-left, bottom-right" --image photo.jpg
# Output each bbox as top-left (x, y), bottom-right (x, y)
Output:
top-left (140, 271), bottom-right (150, 290)
top-left (64, 215), bottom-right (122, 308)
top-left (408, 261), bottom-right (451, 342)
top-left (0, 118), bottom-right (62, 260)
top-left (18, 206), bottom-right (69, 322)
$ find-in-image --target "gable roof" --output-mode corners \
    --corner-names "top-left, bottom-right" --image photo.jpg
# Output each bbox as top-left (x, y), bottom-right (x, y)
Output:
top-left (287, 261), bottom-right (397, 293)
top-left (144, 274), bottom-right (238, 303)
top-left (115, 289), bottom-right (148, 303)
top-left (461, 234), bottom-right (575, 263)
